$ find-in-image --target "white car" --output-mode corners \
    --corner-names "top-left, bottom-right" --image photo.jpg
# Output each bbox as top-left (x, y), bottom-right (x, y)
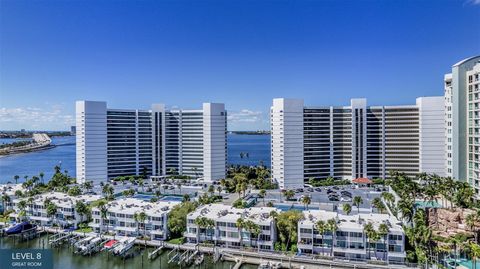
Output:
top-left (340, 196), bottom-right (352, 202)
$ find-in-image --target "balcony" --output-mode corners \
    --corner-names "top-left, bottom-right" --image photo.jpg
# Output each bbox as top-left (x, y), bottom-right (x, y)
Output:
top-left (297, 242), bottom-right (313, 249)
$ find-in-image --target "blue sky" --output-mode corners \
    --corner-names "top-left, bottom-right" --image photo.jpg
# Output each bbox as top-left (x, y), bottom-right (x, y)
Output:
top-left (1, 0), bottom-right (479, 131)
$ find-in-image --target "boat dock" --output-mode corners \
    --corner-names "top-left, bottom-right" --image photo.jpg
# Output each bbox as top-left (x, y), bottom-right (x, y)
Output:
top-left (148, 243), bottom-right (164, 260)
top-left (36, 228), bottom-right (413, 269)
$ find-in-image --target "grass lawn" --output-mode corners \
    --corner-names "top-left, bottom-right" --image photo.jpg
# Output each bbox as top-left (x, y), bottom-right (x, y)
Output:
top-left (76, 227), bottom-right (93, 233)
top-left (167, 237), bottom-right (184, 245)
top-left (89, 198), bottom-right (108, 208)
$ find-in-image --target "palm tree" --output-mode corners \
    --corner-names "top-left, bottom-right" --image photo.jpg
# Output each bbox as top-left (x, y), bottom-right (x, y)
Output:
top-left (259, 189), bottom-right (267, 206)
top-left (176, 182), bottom-right (182, 195)
top-left (14, 175), bottom-right (19, 184)
top-left (18, 200), bottom-right (27, 212)
top-left (102, 184), bottom-right (114, 200)
top-left (236, 218), bottom-right (245, 247)
top-left (353, 196), bottom-right (363, 214)
top-left (378, 223), bottom-right (390, 261)
top-left (235, 184), bottom-right (243, 199)
top-left (363, 222), bottom-right (375, 260)
top-left (245, 220), bottom-right (261, 249)
top-left (208, 185), bottom-right (215, 196)
top-left (133, 212), bottom-right (139, 235)
top-left (195, 217), bottom-right (215, 243)
top-left (381, 192), bottom-right (395, 207)
top-left (327, 218), bottom-right (337, 256)
top-left (466, 213), bottom-right (479, 243)
top-left (39, 172), bottom-right (45, 184)
top-left (1, 194), bottom-right (11, 215)
top-left (137, 211), bottom-right (148, 247)
top-left (98, 201), bottom-right (109, 234)
top-left (342, 203), bottom-right (352, 215)
top-left (75, 200), bottom-right (88, 223)
top-left (397, 198), bottom-right (414, 223)
top-left (301, 195), bottom-right (311, 210)
top-left (83, 181), bottom-right (93, 193)
top-left (470, 242), bottom-right (480, 269)
top-left (138, 178), bottom-right (145, 193)
top-left (46, 203), bottom-right (58, 227)
top-left (31, 176), bottom-right (39, 186)
top-left (315, 220), bottom-right (327, 256)
top-left (15, 190), bottom-right (23, 198)
top-left (372, 197), bottom-right (385, 213)
top-left (283, 190), bottom-right (295, 201)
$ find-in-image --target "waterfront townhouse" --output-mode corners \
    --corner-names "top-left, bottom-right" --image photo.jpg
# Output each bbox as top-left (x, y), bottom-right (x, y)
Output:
top-left (271, 97), bottom-right (445, 189)
top-left (445, 56), bottom-right (480, 196)
top-left (185, 204), bottom-right (279, 250)
top-left (89, 198), bottom-right (179, 240)
top-left (297, 210), bottom-right (405, 264)
top-left (7, 192), bottom-right (102, 228)
top-left (1, 183), bottom-right (25, 200)
top-left (76, 101), bottom-right (227, 185)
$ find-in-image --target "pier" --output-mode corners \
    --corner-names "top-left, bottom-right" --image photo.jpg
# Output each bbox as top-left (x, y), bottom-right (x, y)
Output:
top-left (37, 227), bottom-right (413, 269)
top-left (148, 244), bottom-right (164, 260)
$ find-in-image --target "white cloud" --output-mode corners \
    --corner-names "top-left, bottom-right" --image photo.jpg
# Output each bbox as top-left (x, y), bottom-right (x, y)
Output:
top-left (228, 109), bottom-right (264, 123)
top-left (0, 105), bottom-right (74, 130)
top-left (466, 0), bottom-right (480, 5)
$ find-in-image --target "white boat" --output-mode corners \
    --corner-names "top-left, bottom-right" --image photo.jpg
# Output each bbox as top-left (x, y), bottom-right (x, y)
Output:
top-left (78, 237), bottom-right (102, 254)
top-left (74, 236), bottom-right (94, 248)
top-left (113, 237), bottom-right (136, 256)
top-left (194, 254), bottom-right (204, 265)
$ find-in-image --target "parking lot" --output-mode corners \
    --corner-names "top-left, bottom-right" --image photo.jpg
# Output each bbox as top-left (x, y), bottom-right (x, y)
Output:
top-left (262, 185), bottom-right (384, 209)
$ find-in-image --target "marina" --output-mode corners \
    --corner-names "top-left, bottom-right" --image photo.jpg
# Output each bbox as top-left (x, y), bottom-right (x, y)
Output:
top-left (0, 225), bottom-right (417, 269)
top-left (0, 231), bottom-right (248, 269)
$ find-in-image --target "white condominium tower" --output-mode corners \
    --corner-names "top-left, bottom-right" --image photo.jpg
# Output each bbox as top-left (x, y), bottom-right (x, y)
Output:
top-left (76, 101), bottom-right (227, 185)
top-left (445, 55), bottom-right (480, 195)
top-left (271, 97), bottom-right (445, 189)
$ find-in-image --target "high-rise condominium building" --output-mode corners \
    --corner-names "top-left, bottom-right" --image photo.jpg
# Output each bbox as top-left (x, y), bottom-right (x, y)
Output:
top-left (271, 97), bottom-right (445, 189)
top-left (76, 101), bottom-right (227, 185)
top-left (445, 55), bottom-right (480, 195)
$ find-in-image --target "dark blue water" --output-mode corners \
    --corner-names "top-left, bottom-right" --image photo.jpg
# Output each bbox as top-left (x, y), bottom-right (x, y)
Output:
top-left (227, 134), bottom-right (271, 167)
top-left (0, 134), bottom-right (270, 183)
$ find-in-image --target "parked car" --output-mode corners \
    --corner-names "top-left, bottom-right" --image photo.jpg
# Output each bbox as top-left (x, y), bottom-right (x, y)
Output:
top-left (314, 188), bottom-right (322, 192)
top-left (341, 191), bottom-right (352, 197)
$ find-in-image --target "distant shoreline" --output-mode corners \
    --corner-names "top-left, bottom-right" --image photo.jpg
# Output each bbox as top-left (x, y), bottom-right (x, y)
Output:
top-left (0, 131), bottom-right (73, 139)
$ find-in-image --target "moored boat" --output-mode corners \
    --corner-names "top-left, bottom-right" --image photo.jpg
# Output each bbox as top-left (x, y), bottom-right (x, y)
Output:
top-left (103, 239), bottom-right (118, 250)
top-left (5, 222), bottom-right (36, 235)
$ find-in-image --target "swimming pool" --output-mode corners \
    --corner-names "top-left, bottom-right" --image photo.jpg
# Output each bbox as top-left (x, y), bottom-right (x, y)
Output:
top-left (414, 200), bottom-right (442, 208)
top-left (132, 194), bottom-right (154, 200)
top-left (443, 258), bottom-right (478, 269)
top-left (459, 260), bottom-right (480, 269)
top-left (274, 204), bottom-right (319, 211)
top-left (160, 196), bottom-right (183, 202)
top-left (130, 194), bottom-right (183, 202)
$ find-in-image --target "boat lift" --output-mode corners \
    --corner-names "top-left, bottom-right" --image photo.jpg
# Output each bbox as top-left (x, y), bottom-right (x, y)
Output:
top-left (148, 242), bottom-right (164, 260)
